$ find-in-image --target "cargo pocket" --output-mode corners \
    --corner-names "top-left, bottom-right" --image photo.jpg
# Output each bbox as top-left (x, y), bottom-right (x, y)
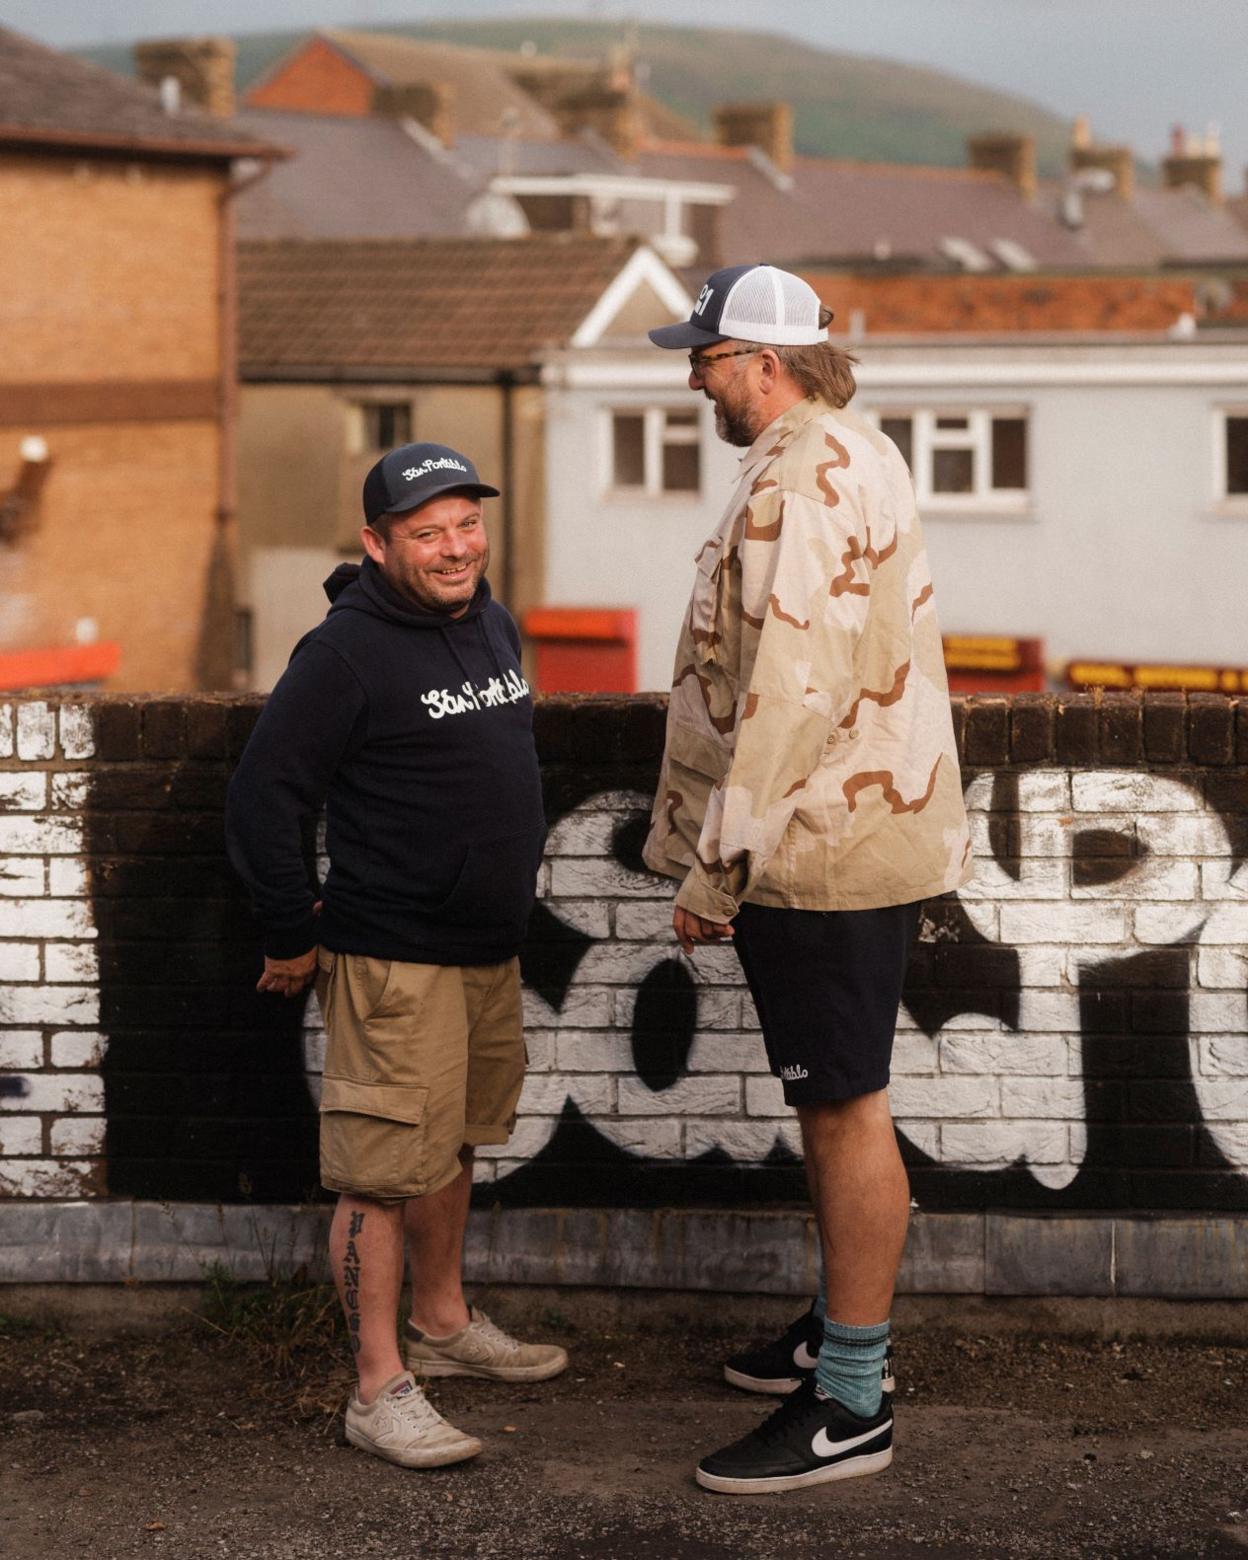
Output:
top-left (319, 1075), bottom-right (429, 1199)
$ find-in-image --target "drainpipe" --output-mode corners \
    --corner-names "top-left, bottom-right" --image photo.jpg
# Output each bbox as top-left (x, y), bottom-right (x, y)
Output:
top-left (500, 371), bottom-right (516, 609)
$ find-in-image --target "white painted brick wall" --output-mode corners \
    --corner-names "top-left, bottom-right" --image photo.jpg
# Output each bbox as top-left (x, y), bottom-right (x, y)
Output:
top-left (0, 943), bottom-right (41, 982)
top-left (0, 1032), bottom-right (43, 1069)
top-left (0, 774), bottom-right (48, 810)
top-left (0, 741), bottom-right (1244, 1208)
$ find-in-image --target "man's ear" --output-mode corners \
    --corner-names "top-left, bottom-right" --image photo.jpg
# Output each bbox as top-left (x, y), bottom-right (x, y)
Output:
top-left (360, 524), bottom-right (385, 564)
top-left (756, 347), bottom-right (782, 387)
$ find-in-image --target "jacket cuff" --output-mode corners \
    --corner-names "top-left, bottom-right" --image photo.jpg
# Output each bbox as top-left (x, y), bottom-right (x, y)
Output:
top-left (674, 868), bottom-right (739, 923)
top-left (263, 916), bottom-right (319, 961)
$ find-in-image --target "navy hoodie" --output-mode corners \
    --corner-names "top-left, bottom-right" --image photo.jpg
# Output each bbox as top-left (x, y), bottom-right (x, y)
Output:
top-left (225, 558), bottom-right (545, 966)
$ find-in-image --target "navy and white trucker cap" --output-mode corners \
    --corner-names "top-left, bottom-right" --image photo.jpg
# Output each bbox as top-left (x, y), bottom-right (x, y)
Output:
top-left (648, 262), bottom-right (830, 349)
top-left (362, 441), bottom-right (499, 528)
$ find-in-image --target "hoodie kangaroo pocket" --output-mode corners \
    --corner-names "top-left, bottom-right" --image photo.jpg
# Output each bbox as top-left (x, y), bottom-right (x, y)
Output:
top-left (434, 831), bottom-right (542, 930)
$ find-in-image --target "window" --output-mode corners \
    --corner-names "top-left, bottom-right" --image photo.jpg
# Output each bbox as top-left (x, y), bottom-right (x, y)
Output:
top-left (361, 401), bottom-right (412, 451)
top-left (607, 408), bottom-right (701, 496)
top-left (871, 408), bottom-right (1029, 507)
top-left (1221, 413), bottom-right (1248, 498)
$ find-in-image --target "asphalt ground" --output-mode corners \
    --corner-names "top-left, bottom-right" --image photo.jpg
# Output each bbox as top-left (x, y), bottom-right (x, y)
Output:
top-left (1, 1287), bottom-right (1246, 1559)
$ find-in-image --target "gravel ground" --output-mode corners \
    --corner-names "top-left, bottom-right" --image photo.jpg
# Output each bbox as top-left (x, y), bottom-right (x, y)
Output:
top-left (2, 1291), bottom-right (1246, 1559)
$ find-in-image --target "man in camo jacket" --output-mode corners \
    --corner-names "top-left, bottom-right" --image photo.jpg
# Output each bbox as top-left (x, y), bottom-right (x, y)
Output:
top-left (643, 263), bottom-right (972, 1497)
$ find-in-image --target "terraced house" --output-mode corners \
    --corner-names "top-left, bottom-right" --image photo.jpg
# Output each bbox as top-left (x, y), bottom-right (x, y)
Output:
top-left (0, 27), bottom-right (279, 693)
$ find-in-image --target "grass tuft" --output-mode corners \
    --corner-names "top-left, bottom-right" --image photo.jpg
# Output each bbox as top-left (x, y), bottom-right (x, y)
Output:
top-left (196, 1263), bottom-right (350, 1418)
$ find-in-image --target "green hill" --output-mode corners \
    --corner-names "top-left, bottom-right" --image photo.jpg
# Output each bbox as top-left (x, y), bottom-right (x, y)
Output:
top-left (79, 17), bottom-right (1075, 173)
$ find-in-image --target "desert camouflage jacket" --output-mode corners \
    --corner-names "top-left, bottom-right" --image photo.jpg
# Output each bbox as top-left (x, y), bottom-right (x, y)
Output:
top-left (642, 396), bottom-right (972, 921)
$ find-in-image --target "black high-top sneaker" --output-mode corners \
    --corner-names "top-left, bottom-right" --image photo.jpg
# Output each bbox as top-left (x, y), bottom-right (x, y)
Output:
top-left (696, 1377), bottom-right (894, 1495)
top-left (723, 1306), bottom-right (896, 1397)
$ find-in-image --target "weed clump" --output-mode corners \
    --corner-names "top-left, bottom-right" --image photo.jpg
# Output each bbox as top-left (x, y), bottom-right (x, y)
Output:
top-left (197, 1263), bottom-right (349, 1417)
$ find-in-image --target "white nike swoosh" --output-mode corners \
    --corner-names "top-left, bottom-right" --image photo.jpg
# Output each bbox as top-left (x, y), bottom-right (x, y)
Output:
top-left (792, 1342), bottom-right (819, 1370)
top-left (811, 1420), bottom-right (890, 1459)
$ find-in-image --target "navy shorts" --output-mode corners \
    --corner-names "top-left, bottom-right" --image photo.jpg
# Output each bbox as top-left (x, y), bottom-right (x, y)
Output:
top-left (732, 900), bottom-right (922, 1106)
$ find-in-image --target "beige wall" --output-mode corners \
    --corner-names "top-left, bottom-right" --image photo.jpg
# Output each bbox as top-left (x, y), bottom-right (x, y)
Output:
top-left (0, 151), bottom-right (228, 691)
top-left (0, 154), bottom-right (221, 381)
top-left (0, 421), bottom-right (221, 691)
top-left (239, 380), bottom-right (548, 689)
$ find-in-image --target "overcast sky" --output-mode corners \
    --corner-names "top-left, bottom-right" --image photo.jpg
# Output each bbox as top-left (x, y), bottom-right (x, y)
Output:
top-left (6, 0), bottom-right (1245, 185)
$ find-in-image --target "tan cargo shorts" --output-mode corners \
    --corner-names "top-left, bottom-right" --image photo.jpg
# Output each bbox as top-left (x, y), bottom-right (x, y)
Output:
top-left (314, 948), bottom-right (525, 1203)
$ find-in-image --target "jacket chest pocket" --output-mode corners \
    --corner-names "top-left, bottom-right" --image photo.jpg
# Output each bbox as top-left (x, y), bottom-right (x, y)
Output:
top-left (691, 542), bottom-right (745, 676)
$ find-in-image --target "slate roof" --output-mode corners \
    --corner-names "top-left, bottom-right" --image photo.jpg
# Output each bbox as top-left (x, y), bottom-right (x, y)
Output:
top-left (238, 234), bottom-right (641, 373)
top-left (234, 109), bottom-right (477, 240)
top-left (0, 24), bottom-right (277, 161)
top-left (316, 30), bottom-right (561, 141)
top-left (1035, 182), bottom-right (1248, 267)
top-left (261, 31), bottom-right (697, 146)
top-left (637, 144), bottom-right (1092, 269)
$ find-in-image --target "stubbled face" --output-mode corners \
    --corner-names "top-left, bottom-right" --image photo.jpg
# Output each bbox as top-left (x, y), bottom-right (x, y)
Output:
top-left (689, 346), bottom-right (765, 448)
top-left (363, 491), bottom-right (489, 616)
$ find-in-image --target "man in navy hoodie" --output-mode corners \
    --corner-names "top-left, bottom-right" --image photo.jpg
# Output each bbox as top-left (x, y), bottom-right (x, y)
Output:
top-left (226, 443), bottom-right (565, 1470)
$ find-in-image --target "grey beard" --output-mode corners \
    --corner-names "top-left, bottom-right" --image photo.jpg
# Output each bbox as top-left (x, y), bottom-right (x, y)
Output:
top-left (714, 400), bottom-right (758, 448)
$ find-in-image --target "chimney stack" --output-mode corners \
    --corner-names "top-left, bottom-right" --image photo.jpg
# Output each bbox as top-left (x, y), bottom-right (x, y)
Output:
top-left (1162, 122), bottom-right (1224, 203)
top-left (554, 85), bottom-right (641, 161)
top-left (1068, 119), bottom-right (1134, 200)
top-left (967, 133), bottom-right (1037, 199)
top-left (713, 102), bottom-right (793, 174)
top-left (373, 82), bottom-right (456, 148)
top-left (134, 37), bottom-right (236, 118)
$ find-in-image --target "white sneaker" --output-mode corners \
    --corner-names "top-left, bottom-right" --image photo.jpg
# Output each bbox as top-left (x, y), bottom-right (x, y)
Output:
top-left (404, 1306), bottom-right (569, 1382)
top-left (344, 1371), bottom-right (481, 1468)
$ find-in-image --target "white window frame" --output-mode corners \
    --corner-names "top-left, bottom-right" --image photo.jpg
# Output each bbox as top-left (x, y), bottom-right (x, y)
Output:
top-left (602, 405), bottom-right (702, 499)
top-left (866, 406), bottom-right (1030, 513)
top-left (1214, 405), bottom-right (1248, 508)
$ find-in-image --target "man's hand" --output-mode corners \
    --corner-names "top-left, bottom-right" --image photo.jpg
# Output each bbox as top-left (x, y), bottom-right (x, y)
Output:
top-left (257, 948), bottom-right (317, 998)
top-left (673, 906), bottom-right (734, 957)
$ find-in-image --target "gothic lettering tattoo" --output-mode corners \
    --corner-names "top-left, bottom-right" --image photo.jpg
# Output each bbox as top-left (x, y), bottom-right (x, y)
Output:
top-left (343, 1210), bottom-right (364, 1354)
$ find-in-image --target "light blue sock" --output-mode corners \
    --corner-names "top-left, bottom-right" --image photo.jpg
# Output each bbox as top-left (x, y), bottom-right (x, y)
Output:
top-left (816, 1318), bottom-right (890, 1418)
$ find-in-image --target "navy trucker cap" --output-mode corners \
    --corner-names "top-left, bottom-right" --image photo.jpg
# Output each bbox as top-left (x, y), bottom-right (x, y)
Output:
top-left (362, 442), bottom-right (499, 528)
top-left (649, 262), bottom-right (830, 349)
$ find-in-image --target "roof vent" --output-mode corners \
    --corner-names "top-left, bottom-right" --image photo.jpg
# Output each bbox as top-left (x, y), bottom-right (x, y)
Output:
top-left (939, 236), bottom-right (992, 272)
top-left (990, 238), bottom-right (1036, 272)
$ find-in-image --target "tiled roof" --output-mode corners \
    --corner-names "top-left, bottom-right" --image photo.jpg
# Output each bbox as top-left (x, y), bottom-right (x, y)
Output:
top-left (239, 234), bottom-right (640, 372)
top-left (0, 24), bottom-right (276, 160)
top-left (235, 109), bottom-right (478, 240)
top-left (801, 271), bottom-right (1199, 335)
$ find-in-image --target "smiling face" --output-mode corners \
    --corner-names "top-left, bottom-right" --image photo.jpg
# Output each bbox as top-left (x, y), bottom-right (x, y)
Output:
top-left (688, 343), bottom-right (767, 448)
top-left (361, 490), bottom-right (489, 616)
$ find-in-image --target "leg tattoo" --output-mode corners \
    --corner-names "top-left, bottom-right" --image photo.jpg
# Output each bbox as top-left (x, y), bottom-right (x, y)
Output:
top-left (343, 1210), bottom-right (365, 1355)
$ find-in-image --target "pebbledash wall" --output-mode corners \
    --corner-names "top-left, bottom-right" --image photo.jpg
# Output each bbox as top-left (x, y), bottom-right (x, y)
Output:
top-left (1, 692), bottom-right (1247, 1299)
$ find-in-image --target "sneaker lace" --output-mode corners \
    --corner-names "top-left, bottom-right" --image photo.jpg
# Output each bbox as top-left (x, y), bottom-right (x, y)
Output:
top-left (752, 1388), bottom-right (817, 1447)
top-left (388, 1385), bottom-right (443, 1431)
top-left (471, 1310), bottom-right (520, 1356)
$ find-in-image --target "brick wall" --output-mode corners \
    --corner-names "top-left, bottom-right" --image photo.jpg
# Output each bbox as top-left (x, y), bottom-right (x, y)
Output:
top-left (0, 153), bottom-right (227, 690)
top-left (244, 37), bottom-right (374, 117)
top-left (800, 270), bottom-right (1199, 334)
top-left (0, 692), bottom-right (1246, 1224)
